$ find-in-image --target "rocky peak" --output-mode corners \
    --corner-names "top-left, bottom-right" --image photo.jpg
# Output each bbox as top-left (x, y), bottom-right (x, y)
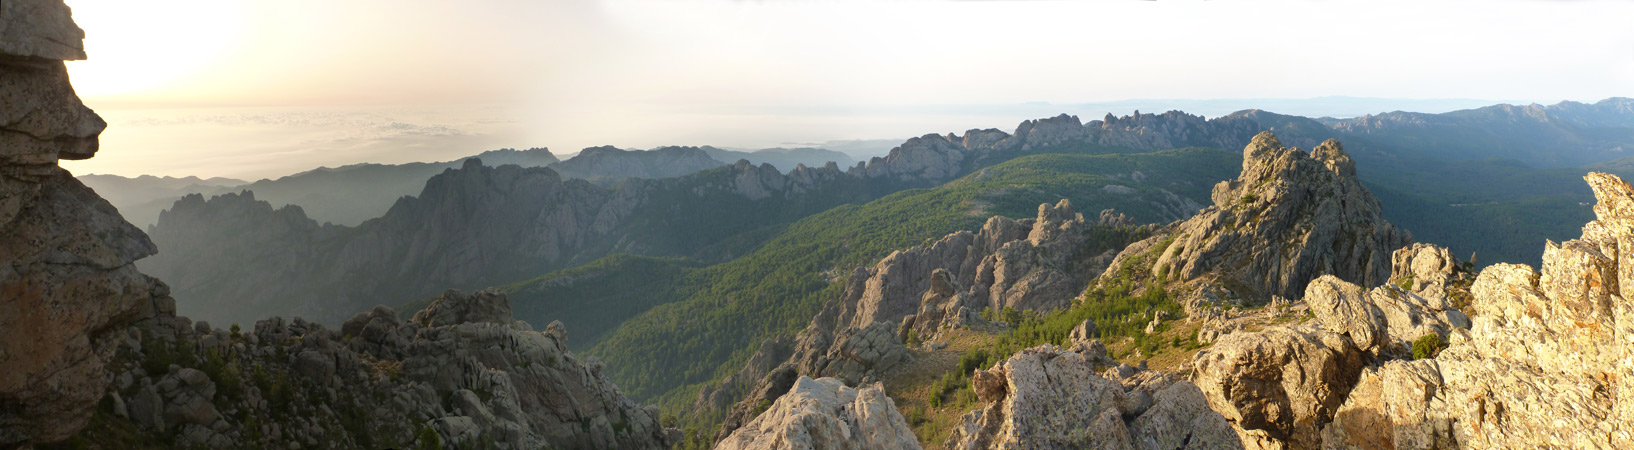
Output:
top-left (1010, 113), bottom-right (1088, 150)
top-left (410, 289), bottom-right (515, 327)
top-left (1106, 132), bottom-right (1409, 302)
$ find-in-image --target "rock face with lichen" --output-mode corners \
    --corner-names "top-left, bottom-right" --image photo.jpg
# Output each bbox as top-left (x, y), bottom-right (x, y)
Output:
top-left (1103, 132), bottom-right (1410, 303)
top-left (1320, 172), bottom-right (1634, 449)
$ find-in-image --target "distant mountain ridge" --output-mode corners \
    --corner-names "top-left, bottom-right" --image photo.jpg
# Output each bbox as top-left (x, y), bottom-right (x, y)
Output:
top-left (1318, 97), bottom-right (1634, 167)
top-left (142, 157), bottom-right (882, 325)
top-left (83, 145), bottom-right (862, 227)
top-left (80, 147), bottom-right (560, 227)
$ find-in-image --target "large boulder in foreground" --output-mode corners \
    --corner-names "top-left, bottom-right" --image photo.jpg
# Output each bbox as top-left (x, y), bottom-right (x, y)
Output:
top-left (715, 376), bottom-right (920, 450)
top-left (1321, 172), bottom-right (1634, 449)
top-left (1191, 325), bottom-right (1363, 450)
top-left (950, 344), bottom-right (1240, 450)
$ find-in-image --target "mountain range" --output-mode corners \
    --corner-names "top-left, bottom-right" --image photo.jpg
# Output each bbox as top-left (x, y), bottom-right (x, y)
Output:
top-left (81, 145), bottom-right (854, 228)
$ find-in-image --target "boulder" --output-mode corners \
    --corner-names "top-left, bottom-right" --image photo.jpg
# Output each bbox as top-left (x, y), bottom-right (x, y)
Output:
top-left (1191, 325), bottom-right (1363, 450)
top-left (715, 376), bottom-right (920, 450)
top-left (1305, 275), bottom-right (1469, 358)
top-left (949, 344), bottom-right (1239, 449)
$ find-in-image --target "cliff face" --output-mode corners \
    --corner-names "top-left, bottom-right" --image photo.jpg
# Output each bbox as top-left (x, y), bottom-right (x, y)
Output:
top-left (0, 1), bottom-right (174, 445)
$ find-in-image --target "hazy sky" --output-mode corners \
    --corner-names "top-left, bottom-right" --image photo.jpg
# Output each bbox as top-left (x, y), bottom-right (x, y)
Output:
top-left (59, 0), bottom-right (1634, 179)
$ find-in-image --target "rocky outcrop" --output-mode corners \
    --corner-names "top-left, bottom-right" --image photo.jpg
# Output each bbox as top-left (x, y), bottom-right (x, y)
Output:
top-left (548, 145), bottom-right (726, 182)
top-left (0, 4), bottom-right (102, 175)
top-left (0, 2), bottom-right (174, 446)
top-left (1104, 132), bottom-right (1410, 302)
top-left (1320, 172), bottom-right (1634, 449)
top-left (1304, 275), bottom-right (1470, 359)
top-left (54, 289), bottom-right (674, 449)
top-left (950, 344), bottom-right (1241, 450)
top-left (1388, 243), bottom-right (1471, 298)
top-left (1191, 325), bottom-right (1364, 450)
top-left (705, 202), bottom-right (1156, 441)
top-left (715, 376), bottom-right (920, 450)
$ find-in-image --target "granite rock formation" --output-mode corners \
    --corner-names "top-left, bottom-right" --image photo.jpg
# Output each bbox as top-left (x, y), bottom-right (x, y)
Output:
top-left (705, 201), bottom-right (1155, 441)
top-left (0, 2), bottom-right (170, 445)
top-left (715, 376), bottom-right (920, 450)
top-left (1320, 172), bottom-right (1634, 449)
top-left (950, 344), bottom-right (1241, 450)
top-left (1103, 132), bottom-right (1410, 302)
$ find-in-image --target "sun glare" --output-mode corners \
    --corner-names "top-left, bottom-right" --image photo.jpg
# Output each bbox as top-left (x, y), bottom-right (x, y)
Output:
top-left (63, 0), bottom-right (246, 101)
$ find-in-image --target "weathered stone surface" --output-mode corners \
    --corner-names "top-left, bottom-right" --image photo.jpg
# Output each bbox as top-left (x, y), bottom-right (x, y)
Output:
top-left (0, 59), bottom-right (105, 174)
top-left (1389, 243), bottom-right (1468, 297)
top-left (0, 0), bottom-right (88, 60)
top-left (1305, 275), bottom-right (1469, 358)
top-left (1191, 325), bottom-right (1363, 450)
top-left (0, 23), bottom-right (156, 442)
top-left (1320, 172), bottom-right (1634, 449)
top-left (949, 344), bottom-right (1240, 450)
top-left (1106, 133), bottom-right (1410, 302)
top-left (716, 376), bottom-right (921, 450)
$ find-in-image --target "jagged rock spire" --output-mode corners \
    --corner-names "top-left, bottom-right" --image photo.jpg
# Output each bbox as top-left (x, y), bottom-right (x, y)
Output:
top-left (1104, 131), bottom-right (1410, 301)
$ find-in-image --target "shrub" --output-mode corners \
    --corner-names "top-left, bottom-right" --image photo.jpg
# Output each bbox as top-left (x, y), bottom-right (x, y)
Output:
top-left (958, 348), bottom-right (990, 375)
top-left (1412, 333), bottom-right (1446, 360)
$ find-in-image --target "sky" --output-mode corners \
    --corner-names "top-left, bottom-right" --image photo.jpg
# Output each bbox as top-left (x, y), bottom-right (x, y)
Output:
top-left (58, 0), bottom-right (1634, 180)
